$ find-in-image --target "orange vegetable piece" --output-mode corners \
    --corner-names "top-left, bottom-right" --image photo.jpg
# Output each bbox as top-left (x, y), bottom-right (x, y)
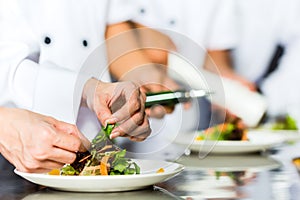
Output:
top-left (156, 168), bottom-right (165, 173)
top-left (48, 169), bottom-right (60, 175)
top-left (100, 156), bottom-right (110, 176)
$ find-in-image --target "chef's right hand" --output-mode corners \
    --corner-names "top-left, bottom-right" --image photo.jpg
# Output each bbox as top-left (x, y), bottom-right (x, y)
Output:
top-left (0, 107), bottom-right (90, 173)
top-left (82, 78), bottom-right (151, 141)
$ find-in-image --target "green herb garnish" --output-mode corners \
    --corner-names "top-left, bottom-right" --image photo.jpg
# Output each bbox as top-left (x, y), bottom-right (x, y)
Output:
top-left (272, 115), bottom-right (298, 130)
top-left (61, 124), bottom-right (140, 176)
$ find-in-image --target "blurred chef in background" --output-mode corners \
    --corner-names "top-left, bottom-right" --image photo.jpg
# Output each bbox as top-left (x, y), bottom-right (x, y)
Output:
top-left (230, 0), bottom-right (300, 126)
top-left (113, 0), bottom-right (246, 159)
top-left (130, 0), bottom-right (253, 89)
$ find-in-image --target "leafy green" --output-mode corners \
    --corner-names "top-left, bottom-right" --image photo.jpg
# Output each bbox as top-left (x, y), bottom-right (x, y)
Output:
top-left (60, 165), bottom-right (79, 175)
top-left (203, 123), bottom-right (237, 141)
top-left (61, 124), bottom-right (140, 176)
top-left (272, 115), bottom-right (298, 130)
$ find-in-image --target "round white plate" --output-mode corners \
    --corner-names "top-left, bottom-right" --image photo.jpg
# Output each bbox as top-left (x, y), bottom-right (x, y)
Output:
top-left (249, 129), bottom-right (300, 142)
top-left (14, 159), bottom-right (184, 192)
top-left (175, 131), bottom-right (285, 154)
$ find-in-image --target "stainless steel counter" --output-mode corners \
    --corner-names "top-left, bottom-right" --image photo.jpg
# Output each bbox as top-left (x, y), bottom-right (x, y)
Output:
top-left (2, 141), bottom-right (300, 200)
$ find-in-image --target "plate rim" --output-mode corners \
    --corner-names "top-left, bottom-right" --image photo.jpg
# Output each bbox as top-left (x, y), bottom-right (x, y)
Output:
top-left (183, 130), bottom-right (286, 153)
top-left (14, 158), bottom-right (185, 192)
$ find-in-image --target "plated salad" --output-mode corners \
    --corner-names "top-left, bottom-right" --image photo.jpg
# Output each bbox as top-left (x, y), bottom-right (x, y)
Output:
top-left (271, 115), bottom-right (298, 130)
top-left (54, 125), bottom-right (140, 176)
top-left (196, 118), bottom-right (248, 141)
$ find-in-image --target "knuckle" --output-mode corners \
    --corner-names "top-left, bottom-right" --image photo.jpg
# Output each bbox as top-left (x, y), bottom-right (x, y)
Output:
top-left (131, 100), bottom-right (141, 112)
top-left (65, 153), bottom-right (77, 164)
top-left (135, 112), bottom-right (145, 125)
top-left (23, 160), bottom-right (40, 171)
top-left (40, 128), bottom-right (55, 142)
top-left (71, 138), bottom-right (81, 152)
top-left (31, 148), bottom-right (48, 161)
top-left (140, 91), bottom-right (146, 102)
top-left (69, 124), bottom-right (77, 131)
top-left (143, 117), bottom-right (150, 128)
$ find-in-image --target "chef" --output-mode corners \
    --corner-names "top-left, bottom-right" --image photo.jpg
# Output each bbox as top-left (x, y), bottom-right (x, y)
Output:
top-left (112, 0), bottom-right (242, 159)
top-left (0, 0), bottom-right (151, 141)
top-left (231, 0), bottom-right (300, 126)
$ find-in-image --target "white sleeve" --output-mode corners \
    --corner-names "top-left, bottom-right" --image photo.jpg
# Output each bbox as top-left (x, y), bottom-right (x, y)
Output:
top-left (206, 0), bottom-right (238, 50)
top-left (107, 0), bottom-right (138, 25)
top-left (260, 41), bottom-right (300, 120)
top-left (0, 46), bottom-right (89, 124)
top-left (260, 0), bottom-right (300, 120)
top-left (0, 3), bottom-right (88, 123)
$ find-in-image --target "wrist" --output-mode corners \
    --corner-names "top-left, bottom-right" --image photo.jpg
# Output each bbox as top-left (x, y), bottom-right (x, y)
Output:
top-left (82, 78), bottom-right (106, 106)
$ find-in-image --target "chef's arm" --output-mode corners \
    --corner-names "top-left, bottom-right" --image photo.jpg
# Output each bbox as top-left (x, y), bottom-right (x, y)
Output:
top-left (204, 49), bottom-right (256, 91)
top-left (106, 22), bottom-right (153, 80)
top-left (105, 22), bottom-right (179, 117)
top-left (0, 9), bottom-right (85, 123)
top-left (0, 44), bottom-right (86, 124)
top-left (106, 22), bottom-right (174, 81)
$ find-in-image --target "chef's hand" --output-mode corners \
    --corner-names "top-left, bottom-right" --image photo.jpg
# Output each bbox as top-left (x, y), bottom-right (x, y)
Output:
top-left (82, 78), bottom-right (151, 141)
top-left (0, 107), bottom-right (90, 173)
top-left (118, 64), bottom-right (184, 118)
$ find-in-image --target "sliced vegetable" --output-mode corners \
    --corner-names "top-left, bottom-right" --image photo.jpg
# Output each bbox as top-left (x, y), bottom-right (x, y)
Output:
top-left (60, 124), bottom-right (140, 176)
top-left (156, 168), bottom-right (165, 173)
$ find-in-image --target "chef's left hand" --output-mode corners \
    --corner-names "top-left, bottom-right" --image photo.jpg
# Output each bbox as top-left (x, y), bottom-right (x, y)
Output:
top-left (82, 78), bottom-right (151, 141)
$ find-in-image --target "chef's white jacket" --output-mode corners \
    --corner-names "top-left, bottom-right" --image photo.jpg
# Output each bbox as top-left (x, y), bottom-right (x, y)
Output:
top-left (232, 0), bottom-right (300, 122)
top-left (131, 0), bottom-right (237, 53)
top-left (0, 0), bottom-right (136, 125)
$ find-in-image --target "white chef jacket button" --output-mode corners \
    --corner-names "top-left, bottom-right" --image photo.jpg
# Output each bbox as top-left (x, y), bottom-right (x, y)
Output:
top-left (139, 8), bottom-right (146, 14)
top-left (44, 36), bottom-right (51, 45)
top-left (169, 19), bottom-right (176, 26)
top-left (82, 40), bottom-right (88, 47)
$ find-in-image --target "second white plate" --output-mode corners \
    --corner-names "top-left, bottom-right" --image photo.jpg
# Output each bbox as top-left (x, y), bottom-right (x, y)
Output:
top-left (175, 131), bottom-right (285, 154)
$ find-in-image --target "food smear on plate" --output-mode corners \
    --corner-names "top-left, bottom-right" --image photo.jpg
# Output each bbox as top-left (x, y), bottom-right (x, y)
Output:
top-left (292, 157), bottom-right (300, 172)
top-left (196, 118), bottom-right (248, 141)
top-left (156, 168), bottom-right (165, 173)
top-left (55, 124), bottom-right (140, 176)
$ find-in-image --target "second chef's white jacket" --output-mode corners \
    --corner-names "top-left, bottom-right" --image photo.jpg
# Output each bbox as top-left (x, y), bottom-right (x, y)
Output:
top-left (131, 0), bottom-right (237, 53)
top-left (232, 0), bottom-right (300, 123)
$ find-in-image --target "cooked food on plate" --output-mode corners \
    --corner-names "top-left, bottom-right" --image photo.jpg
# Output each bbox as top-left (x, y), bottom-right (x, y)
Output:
top-left (196, 118), bottom-right (248, 141)
top-left (271, 115), bottom-right (298, 130)
top-left (50, 124), bottom-right (140, 176)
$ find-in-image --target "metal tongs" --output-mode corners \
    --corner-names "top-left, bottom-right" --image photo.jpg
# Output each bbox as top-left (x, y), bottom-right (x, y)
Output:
top-left (145, 89), bottom-right (210, 108)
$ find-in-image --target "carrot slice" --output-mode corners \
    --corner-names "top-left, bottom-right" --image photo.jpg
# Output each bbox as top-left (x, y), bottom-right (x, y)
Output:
top-left (156, 168), bottom-right (165, 173)
top-left (48, 169), bottom-right (60, 175)
top-left (100, 156), bottom-right (110, 176)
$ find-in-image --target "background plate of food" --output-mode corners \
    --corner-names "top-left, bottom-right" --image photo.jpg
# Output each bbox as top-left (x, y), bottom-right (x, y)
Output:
top-left (252, 115), bottom-right (300, 142)
top-left (14, 159), bottom-right (184, 192)
top-left (173, 119), bottom-right (286, 154)
top-left (189, 131), bottom-right (285, 154)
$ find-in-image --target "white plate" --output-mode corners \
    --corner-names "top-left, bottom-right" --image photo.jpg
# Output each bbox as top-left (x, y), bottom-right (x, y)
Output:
top-left (14, 159), bottom-right (184, 192)
top-left (249, 129), bottom-right (300, 142)
top-left (175, 131), bottom-right (285, 154)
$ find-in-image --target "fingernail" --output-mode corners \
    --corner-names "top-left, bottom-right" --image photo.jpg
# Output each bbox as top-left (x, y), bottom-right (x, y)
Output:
top-left (110, 131), bottom-right (120, 139)
top-left (105, 118), bottom-right (118, 126)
